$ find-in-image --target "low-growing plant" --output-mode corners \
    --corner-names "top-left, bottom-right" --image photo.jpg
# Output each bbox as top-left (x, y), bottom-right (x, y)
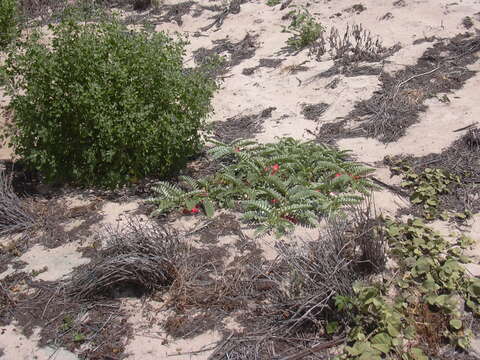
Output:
top-left (266, 0), bottom-right (280, 6)
top-left (0, 0), bottom-right (19, 48)
top-left (335, 218), bottom-right (479, 359)
top-left (4, 18), bottom-right (217, 188)
top-left (389, 160), bottom-right (466, 220)
top-left (284, 7), bottom-right (324, 50)
top-left (150, 137), bottom-right (375, 236)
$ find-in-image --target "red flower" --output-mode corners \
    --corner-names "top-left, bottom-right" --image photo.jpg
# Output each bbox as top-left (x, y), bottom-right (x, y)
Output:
top-left (234, 147), bottom-right (240, 153)
top-left (270, 164), bottom-right (280, 175)
top-left (271, 199), bottom-right (279, 204)
top-left (335, 173), bottom-right (342, 177)
top-left (183, 206), bottom-right (200, 215)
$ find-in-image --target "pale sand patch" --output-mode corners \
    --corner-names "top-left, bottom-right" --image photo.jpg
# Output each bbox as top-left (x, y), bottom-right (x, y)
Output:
top-left (0, 324), bottom-right (78, 360)
top-left (337, 69), bottom-right (480, 163)
top-left (99, 200), bottom-right (144, 227)
top-left (0, 241), bottom-right (90, 281)
top-left (123, 298), bottom-right (222, 360)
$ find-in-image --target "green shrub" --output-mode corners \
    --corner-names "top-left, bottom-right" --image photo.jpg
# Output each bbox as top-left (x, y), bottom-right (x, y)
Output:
top-left (4, 19), bottom-right (217, 188)
top-left (285, 7), bottom-right (324, 50)
top-left (0, 0), bottom-right (19, 48)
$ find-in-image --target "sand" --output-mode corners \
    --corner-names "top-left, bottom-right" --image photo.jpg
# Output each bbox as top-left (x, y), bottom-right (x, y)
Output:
top-left (1, 0), bottom-right (480, 358)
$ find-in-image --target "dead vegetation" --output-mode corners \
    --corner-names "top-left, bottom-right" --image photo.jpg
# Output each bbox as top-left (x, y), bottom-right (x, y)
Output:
top-left (313, 24), bottom-right (400, 77)
top-left (206, 200), bottom-right (386, 359)
top-left (67, 219), bottom-right (183, 300)
top-left (0, 170), bottom-right (36, 236)
top-left (193, 33), bottom-right (258, 77)
top-left (212, 107), bottom-right (276, 143)
top-left (302, 102), bottom-right (329, 121)
top-left (242, 58), bottom-right (285, 75)
top-left (318, 33), bottom-right (480, 143)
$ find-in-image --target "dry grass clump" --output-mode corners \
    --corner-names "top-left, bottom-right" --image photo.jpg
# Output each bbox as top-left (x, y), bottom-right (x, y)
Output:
top-left (0, 170), bottom-right (36, 236)
top-left (328, 24), bottom-right (398, 65)
top-left (272, 199), bottom-right (386, 332)
top-left (312, 24), bottom-right (399, 68)
top-left (66, 219), bottom-right (184, 300)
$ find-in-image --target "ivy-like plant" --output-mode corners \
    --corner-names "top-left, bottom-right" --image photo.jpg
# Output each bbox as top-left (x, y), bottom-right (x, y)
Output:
top-left (335, 218), bottom-right (480, 359)
top-left (149, 138), bottom-right (375, 236)
top-left (389, 160), bottom-right (465, 220)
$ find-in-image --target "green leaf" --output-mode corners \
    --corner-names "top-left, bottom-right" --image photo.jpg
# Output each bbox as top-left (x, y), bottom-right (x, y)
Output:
top-left (371, 333), bottom-right (391, 354)
top-left (449, 319), bottom-right (462, 330)
top-left (202, 199), bottom-right (215, 218)
top-left (326, 321), bottom-right (338, 335)
top-left (387, 323), bottom-right (400, 337)
top-left (409, 348), bottom-right (428, 360)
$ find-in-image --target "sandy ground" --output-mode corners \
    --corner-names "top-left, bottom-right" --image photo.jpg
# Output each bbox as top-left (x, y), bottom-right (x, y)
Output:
top-left (1, 0), bottom-right (480, 358)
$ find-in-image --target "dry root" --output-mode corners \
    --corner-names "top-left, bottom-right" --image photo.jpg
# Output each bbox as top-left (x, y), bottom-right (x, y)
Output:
top-left (66, 218), bottom-right (184, 300)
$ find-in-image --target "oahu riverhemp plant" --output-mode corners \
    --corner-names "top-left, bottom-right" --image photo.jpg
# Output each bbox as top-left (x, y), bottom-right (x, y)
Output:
top-left (150, 138), bottom-right (375, 236)
top-left (4, 18), bottom-right (217, 188)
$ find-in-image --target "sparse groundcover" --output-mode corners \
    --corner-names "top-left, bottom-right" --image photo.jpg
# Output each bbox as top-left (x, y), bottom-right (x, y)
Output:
top-left (211, 107), bottom-right (276, 143)
top-left (193, 33), bottom-right (258, 77)
top-left (149, 138), bottom-right (375, 236)
top-left (343, 33), bottom-right (480, 143)
top-left (191, 200), bottom-right (386, 359)
top-left (283, 6), bottom-right (324, 50)
top-left (0, 271), bottom-right (132, 358)
top-left (302, 102), bottom-right (329, 121)
top-left (385, 127), bottom-right (480, 220)
top-left (0, 170), bottom-right (36, 236)
top-left (314, 24), bottom-right (401, 76)
top-left (67, 219), bottom-right (184, 300)
top-left (4, 18), bottom-right (217, 188)
top-left (242, 57), bottom-right (285, 75)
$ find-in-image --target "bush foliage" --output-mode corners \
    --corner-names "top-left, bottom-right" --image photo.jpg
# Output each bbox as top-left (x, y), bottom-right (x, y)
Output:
top-left (4, 19), bottom-right (217, 188)
top-left (0, 0), bottom-right (19, 48)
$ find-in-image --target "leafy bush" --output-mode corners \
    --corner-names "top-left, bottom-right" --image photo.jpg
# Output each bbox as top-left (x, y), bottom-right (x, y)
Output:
top-left (0, 0), bottom-right (19, 48)
top-left (284, 7), bottom-right (324, 50)
top-left (150, 138), bottom-right (375, 236)
top-left (4, 19), bottom-right (217, 188)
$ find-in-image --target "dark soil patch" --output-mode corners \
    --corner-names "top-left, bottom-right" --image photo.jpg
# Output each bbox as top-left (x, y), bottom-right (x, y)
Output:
top-left (153, 1), bottom-right (195, 25)
top-left (197, 213), bottom-right (242, 244)
top-left (200, 0), bottom-right (247, 32)
top-left (344, 4), bottom-right (366, 14)
top-left (194, 33), bottom-right (258, 77)
top-left (15, 279), bottom-right (130, 358)
top-left (212, 107), bottom-right (276, 143)
top-left (385, 127), bottom-right (480, 217)
top-left (0, 270), bottom-right (131, 358)
top-left (164, 311), bottom-right (218, 339)
top-left (302, 103), bottom-right (329, 121)
top-left (413, 36), bottom-right (443, 45)
top-left (462, 16), bottom-right (474, 29)
top-left (316, 119), bottom-right (363, 144)
top-left (242, 58), bottom-right (285, 75)
top-left (339, 33), bottom-right (480, 143)
top-left (380, 12), bottom-right (394, 21)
